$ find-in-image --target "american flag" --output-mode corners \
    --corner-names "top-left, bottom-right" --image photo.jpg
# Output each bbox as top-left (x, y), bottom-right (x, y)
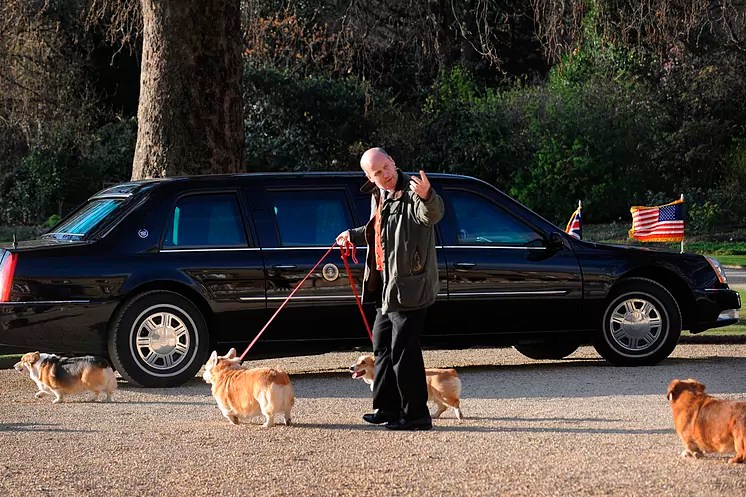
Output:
top-left (628, 199), bottom-right (685, 242)
top-left (565, 206), bottom-right (582, 239)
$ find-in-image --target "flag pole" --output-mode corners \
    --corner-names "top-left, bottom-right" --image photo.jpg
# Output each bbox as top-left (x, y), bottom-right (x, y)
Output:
top-left (680, 193), bottom-right (684, 254)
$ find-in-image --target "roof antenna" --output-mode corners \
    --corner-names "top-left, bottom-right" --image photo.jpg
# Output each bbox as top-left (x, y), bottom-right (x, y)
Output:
top-left (12, 233), bottom-right (17, 249)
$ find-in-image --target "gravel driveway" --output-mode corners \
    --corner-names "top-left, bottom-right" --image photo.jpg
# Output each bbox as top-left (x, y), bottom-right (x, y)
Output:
top-left (1, 344), bottom-right (745, 497)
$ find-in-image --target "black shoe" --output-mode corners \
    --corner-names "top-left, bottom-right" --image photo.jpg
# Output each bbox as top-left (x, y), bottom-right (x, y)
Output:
top-left (362, 411), bottom-right (399, 425)
top-left (385, 416), bottom-right (433, 431)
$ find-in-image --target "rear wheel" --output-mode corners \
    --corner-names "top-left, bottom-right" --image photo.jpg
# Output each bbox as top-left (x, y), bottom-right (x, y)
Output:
top-left (108, 290), bottom-right (209, 387)
top-left (593, 277), bottom-right (681, 366)
top-left (514, 342), bottom-right (580, 360)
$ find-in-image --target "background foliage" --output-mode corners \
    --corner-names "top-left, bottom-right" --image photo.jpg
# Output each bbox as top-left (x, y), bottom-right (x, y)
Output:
top-left (1, 0), bottom-right (745, 234)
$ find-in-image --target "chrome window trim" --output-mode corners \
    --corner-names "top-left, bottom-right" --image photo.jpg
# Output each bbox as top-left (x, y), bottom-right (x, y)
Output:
top-left (443, 245), bottom-right (547, 250)
top-left (160, 247), bottom-right (259, 253)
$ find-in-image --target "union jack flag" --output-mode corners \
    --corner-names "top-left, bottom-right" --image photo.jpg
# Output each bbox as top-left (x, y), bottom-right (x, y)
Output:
top-left (628, 198), bottom-right (685, 242)
top-left (565, 205), bottom-right (582, 239)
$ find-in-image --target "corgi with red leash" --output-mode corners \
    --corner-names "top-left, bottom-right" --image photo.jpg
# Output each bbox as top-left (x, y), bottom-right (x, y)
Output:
top-left (350, 353), bottom-right (464, 420)
top-left (202, 348), bottom-right (295, 428)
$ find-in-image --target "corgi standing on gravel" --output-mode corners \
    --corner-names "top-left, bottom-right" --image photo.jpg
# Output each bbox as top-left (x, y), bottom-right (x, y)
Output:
top-left (14, 351), bottom-right (117, 403)
top-left (202, 348), bottom-right (294, 428)
top-left (350, 353), bottom-right (464, 420)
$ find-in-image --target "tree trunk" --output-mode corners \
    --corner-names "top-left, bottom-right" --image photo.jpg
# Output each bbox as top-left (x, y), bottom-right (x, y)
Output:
top-left (132, 0), bottom-right (243, 179)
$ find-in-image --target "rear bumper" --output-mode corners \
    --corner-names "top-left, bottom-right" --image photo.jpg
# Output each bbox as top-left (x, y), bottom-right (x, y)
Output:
top-left (0, 300), bottom-right (116, 354)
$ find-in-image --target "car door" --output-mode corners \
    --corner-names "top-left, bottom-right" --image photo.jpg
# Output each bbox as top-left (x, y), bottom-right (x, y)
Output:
top-left (247, 177), bottom-right (374, 355)
top-left (157, 189), bottom-right (267, 344)
top-left (439, 185), bottom-right (583, 339)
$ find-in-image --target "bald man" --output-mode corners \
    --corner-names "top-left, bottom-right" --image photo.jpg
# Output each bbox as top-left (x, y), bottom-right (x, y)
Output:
top-left (336, 147), bottom-right (444, 431)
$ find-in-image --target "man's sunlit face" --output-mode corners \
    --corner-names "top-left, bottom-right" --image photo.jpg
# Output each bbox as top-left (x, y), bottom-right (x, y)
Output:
top-left (362, 157), bottom-right (397, 191)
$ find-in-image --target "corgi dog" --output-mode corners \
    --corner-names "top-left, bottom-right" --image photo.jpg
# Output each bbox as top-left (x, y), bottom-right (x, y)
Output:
top-left (202, 348), bottom-right (294, 427)
top-left (667, 378), bottom-right (746, 464)
top-left (13, 351), bottom-right (117, 403)
top-left (350, 353), bottom-right (464, 420)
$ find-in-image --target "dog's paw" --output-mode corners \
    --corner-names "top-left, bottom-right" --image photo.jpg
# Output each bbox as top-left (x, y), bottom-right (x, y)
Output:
top-left (683, 449), bottom-right (704, 459)
top-left (34, 391), bottom-right (45, 399)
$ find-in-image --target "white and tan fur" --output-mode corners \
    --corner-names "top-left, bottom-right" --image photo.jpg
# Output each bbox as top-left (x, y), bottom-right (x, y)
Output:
top-left (350, 353), bottom-right (463, 420)
top-left (14, 351), bottom-right (117, 403)
top-left (202, 348), bottom-right (294, 427)
top-left (667, 378), bottom-right (746, 464)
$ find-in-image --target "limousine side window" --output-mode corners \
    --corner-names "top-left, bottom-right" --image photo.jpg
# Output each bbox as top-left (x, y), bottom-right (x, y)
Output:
top-left (269, 189), bottom-right (353, 247)
top-left (449, 190), bottom-right (543, 246)
top-left (162, 193), bottom-right (247, 248)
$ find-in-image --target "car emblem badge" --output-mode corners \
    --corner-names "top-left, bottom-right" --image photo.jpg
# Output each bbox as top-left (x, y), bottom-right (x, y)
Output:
top-left (322, 263), bottom-right (340, 281)
top-left (138, 229), bottom-right (149, 239)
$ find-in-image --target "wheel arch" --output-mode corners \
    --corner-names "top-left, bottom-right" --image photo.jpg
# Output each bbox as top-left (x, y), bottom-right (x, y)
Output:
top-left (612, 266), bottom-right (695, 330)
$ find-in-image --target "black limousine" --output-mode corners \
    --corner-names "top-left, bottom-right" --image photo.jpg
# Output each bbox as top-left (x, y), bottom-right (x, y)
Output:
top-left (0, 172), bottom-right (740, 387)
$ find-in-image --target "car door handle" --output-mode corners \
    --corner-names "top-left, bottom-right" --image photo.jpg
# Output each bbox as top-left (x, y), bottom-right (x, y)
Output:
top-left (272, 265), bottom-right (297, 270)
top-left (453, 262), bottom-right (476, 268)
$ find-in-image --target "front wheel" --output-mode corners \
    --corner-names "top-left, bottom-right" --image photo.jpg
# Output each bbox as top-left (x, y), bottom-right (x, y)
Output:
top-left (108, 290), bottom-right (209, 387)
top-left (593, 277), bottom-right (681, 366)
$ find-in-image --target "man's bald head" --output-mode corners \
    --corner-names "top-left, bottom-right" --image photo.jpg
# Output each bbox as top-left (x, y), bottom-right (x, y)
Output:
top-left (360, 147), bottom-right (398, 191)
top-left (361, 148), bottom-right (395, 170)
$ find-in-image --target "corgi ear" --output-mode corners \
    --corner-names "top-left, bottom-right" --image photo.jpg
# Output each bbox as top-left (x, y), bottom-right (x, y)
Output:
top-left (209, 351), bottom-right (218, 361)
top-left (226, 348), bottom-right (237, 359)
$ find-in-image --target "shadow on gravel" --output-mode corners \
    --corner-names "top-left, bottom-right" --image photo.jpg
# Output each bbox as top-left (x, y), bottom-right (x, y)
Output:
top-left (403, 425), bottom-right (673, 435)
top-left (111, 354), bottom-right (746, 402)
top-left (114, 400), bottom-right (214, 406)
top-left (0, 423), bottom-right (93, 433)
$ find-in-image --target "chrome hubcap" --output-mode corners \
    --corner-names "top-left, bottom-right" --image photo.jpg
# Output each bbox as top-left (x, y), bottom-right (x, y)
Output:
top-left (608, 298), bottom-right (662, 351)
top-left (133, 306), bottom-right (191, 371)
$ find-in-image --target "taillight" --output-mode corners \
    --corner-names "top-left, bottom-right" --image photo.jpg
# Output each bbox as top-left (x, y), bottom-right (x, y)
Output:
top-left (0, 252), bottom-right (17, 302)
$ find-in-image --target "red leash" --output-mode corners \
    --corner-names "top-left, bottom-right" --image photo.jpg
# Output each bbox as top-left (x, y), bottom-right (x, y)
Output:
top-left (339, 241), bottom-right (373, 342)
top-left (238, 241), bottom-right (373, 362)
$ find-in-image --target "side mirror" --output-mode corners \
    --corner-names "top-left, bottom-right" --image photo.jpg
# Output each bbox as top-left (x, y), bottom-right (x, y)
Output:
top-left (547, 231), bottom-right (565, 250)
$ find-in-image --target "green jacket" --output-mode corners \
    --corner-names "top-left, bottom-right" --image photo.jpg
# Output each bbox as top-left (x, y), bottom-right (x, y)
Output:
top-left (349, 170), bottom-right (444, 313)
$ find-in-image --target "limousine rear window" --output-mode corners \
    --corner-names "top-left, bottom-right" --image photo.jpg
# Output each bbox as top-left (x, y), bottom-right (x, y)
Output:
top-left (163, 193), bottom-right (247, 248)
top-left (42, 198), bottom-right (124, 241)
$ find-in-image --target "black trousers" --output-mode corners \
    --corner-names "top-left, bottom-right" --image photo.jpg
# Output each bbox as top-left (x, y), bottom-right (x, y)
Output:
top-left (371, 306), bottom-right (430, 420)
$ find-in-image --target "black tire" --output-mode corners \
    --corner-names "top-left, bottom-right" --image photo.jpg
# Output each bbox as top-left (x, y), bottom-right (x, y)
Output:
top-left (108, 290), bottom-right (209, 387)
top-left (513, 342), bottom-right (580, 360)
top-left (592, 277), bottom-right (681, 366)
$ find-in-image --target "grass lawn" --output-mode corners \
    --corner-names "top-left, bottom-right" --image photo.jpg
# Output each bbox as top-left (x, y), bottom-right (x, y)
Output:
top-left (0, 355), bottom-right (20, 369)
top-left (711, 254), bottom-right (746, 267)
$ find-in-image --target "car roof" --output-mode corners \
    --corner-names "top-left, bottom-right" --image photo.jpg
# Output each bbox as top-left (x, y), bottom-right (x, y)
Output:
top-left (90, 171), bottom-right (488, 199)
